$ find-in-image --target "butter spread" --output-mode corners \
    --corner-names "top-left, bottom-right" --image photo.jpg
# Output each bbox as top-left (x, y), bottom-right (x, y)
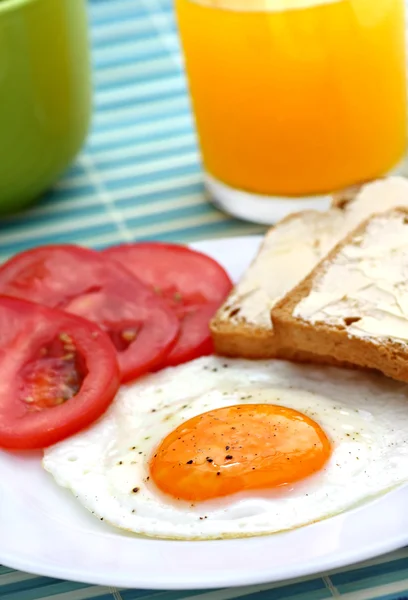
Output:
top-left (218, 176), bottom-right (408, 331)
top-left (218, 211), bottom-right (342, 329)
top-left (294, 210), bottom-right (408, 344)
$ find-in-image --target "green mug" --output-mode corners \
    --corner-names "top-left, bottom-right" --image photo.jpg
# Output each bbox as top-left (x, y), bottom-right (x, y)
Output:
top-left (0, 0), bottom-right (91, 214)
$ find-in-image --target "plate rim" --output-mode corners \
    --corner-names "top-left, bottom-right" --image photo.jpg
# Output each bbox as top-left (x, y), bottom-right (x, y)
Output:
top-left (1, 517), bottom-right (408, 590)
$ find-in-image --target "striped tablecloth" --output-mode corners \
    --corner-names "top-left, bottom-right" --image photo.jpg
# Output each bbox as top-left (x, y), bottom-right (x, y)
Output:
top-left (1, 1), bottom-right (408, 599)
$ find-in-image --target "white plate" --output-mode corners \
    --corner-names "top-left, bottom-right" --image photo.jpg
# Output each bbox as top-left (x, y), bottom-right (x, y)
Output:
top-left (1, 235), bottom-right (408, 590)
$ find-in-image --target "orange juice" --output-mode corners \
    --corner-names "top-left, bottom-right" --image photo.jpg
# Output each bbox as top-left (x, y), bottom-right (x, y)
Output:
top-left (176, 0), bottom-right (407, 197)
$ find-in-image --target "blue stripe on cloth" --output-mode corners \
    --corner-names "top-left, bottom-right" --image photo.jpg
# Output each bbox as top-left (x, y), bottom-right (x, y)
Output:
top-left (87, 118), bottom-right (194, 153)
top-left (375, 595), bottom-right (408, 600)
top-left (0, 577), bottom-right (91, 599)
top-left (119, 578), bottom-right (330, 600)
top-left (93, 45), bottom-right (177, 70)
top-left (331, 557), bottom-right (408, 596)
top-left (103, 162), bottom-right (200, 191)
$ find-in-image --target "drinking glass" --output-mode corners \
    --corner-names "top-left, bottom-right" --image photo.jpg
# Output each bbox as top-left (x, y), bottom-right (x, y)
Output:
top-left (175, 0), bottom-right (407, 223)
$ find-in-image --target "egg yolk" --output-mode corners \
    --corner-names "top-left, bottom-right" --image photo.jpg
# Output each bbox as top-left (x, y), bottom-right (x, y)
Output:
top-left (149, 404), bottom-right (332, 502)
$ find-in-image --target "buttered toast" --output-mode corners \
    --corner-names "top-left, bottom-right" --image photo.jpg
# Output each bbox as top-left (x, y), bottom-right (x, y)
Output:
top-left (211, 177), bottom-right (408, 360)
top-left (210, 210), bottom-right (341, 360)
top-left (272, 207), bottom-right (408, 383)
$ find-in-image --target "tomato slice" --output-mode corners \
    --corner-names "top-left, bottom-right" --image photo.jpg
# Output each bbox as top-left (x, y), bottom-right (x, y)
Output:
top-left (0, 296), bottom-right (120, 449)
top-left (163, 301), bottom-right (220, 366)
top-left (0, 245), bottom-right (179, 382)
top-left (103, 242), bottom-right (233, 365)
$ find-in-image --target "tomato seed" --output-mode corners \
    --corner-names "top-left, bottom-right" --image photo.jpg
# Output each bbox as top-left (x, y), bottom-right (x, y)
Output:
top-left (59, 333), bottom-right (73, 344)
top-left (122, 330), bottom-right (137, 342)
top-left (64, 345), bottom-right (76, 353)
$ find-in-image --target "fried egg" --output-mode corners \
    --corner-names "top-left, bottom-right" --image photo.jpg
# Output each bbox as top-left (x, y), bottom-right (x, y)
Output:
top-left (43, 356), bottom-right (408, 540)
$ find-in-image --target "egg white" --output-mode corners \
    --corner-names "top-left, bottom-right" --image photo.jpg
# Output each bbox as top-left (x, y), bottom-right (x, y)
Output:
top-left (43, 356), bottom-right (408, 540)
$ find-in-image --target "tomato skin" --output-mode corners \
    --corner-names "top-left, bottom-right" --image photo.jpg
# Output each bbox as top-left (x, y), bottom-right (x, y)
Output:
top-left (103, 242), bottom-right (233, 366)
top-left (163, 302), bottom-right (217, 366)
top-left (0, 245), bottom-right (180, 382)
top-left (104, 242), bottom-right (233, 306)
top-left (0, 297), bottom-right (120, 450)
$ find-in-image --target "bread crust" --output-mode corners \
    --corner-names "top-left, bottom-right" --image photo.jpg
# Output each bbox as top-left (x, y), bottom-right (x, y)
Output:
top-left (211, 319), bottom-right (278, 358)
top-left (210, 314), bottom-right (354, 366)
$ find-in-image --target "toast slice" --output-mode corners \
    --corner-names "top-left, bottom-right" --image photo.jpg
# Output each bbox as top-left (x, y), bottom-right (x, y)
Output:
top-left (210, 210), bottom-right (342, 360)
top-left (272, 207), bottom-right (408, 383)
top-left (211, 176), bottom-right (408, 360)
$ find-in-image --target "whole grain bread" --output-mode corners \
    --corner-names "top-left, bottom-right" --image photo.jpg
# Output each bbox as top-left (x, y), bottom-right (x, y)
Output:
top-left (272, 207), bottom-right (408, 383)
top-left (211, 176), bottom-right (408, 361)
